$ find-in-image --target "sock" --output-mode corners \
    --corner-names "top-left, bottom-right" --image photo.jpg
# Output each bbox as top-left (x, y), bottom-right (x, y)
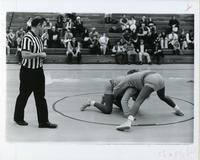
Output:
top-left (90, 101), bottom-right (96, 106)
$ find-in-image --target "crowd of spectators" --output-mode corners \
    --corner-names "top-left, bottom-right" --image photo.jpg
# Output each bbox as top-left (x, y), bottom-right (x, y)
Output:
top-left (6, 13), bottom-right (194, 65)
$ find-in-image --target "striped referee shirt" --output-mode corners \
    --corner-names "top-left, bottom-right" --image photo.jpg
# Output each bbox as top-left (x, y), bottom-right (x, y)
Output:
top-left (21, 31), bottom-right (44, 69)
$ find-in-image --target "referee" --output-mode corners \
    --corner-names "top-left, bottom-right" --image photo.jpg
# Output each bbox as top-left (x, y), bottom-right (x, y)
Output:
top-left (14, 17), bottom-right (57, 128)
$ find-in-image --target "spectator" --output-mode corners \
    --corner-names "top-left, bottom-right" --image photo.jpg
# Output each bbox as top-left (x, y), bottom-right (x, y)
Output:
top-left (41, 28), bottom-right (49, 48)
top-left (45, 18), bottom-right (52, 30)
top-left (130, 28), bottom-right (138, 47)
top-left (48, 26), bottom-right (61, 48)
top-left (89, 27), bottom-right (99, 40)
top-left (168, 31), bottom-right (180, 54)
top-left (186, 30), bottom-right (194, 49)
top-left (99, 33), bottom-right (109, 55)
top-left (119, 14), bottom-right (129, 31)
top-left (146, 27), bottom-right (158, 51)
top-left (73, 16), bottom-right (84, 37)
top-left (55, 15), bottom-right (64, 37)
top-left (26, 17), bottom-right (32, 32)
top-left (160, 31), bottom-right (168, 49)
top-left (64, 17), bottom-right (74, 33)
top-left (89, 36), bottom-right (101, 55)
top-left (15, 27), bottom-right (25, 64)
top-left (137, 23), bottom-right (149, 42)
top-left (179, 29), bottom-right (188, 50)
top-left (63, 29), bottom-right (73, 48)
top-left (152, 39), bottom-right (163, 64)
top-left (104, 13), bottom-right (112, 24)
top-left (66, 37), bottom-right (81, 64)
top-left (6, 34), bottom-right (10, 55)
top-left (126, 42), bottom-right (138, 64)
top-left (7, 29), bottom-right (16, 48)
top-left (128, 16), bottom-right (137, 31)
top-left (168, 16), bottom-right (180, 33)
top-left (81, 28), bottom-right (91, 48)
top-left (15, 27), bottom-right (25, 48)
top-left (122, 29), bottom-right (131, 45)
top-left (136, 39), bottom-right (152, 65)
top-left (147, 17), bottom-right (156, 31)
top-left (139, 16), bottom-right (148, 27)
top-left (112, 41), bottom-right (126, 64)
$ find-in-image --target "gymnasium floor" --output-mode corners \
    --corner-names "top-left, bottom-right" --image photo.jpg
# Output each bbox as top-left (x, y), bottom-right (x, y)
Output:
top-left (6, 64), bottom-right (194, 144)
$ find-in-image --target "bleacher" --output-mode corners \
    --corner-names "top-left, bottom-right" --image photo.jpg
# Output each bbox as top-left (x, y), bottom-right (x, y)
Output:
top-left (6, 12), bottom-right (194, 64)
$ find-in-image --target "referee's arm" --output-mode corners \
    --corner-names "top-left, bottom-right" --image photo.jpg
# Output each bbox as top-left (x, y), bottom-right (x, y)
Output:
top-left (22, 50), bottom-right (46, 59)
top-left (21, 36), bottom-right (46, 59)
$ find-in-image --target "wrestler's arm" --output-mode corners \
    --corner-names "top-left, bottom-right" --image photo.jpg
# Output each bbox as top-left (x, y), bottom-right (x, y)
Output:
top-left (121, 87), bottom-right (138, 117)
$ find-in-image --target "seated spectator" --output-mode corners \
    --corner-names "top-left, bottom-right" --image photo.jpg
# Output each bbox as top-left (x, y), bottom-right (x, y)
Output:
top-left (168, 16), bottom-right (180, 33)
top-left (130, 29), bottom-right (138, 47)
top-left (119, 14), bottom-right (129, 31)
top-left (45, 18), bottom-right (52, 30)
top-left (152, 39), bottom-right (163, 65)
top-left (147, 17), bottom-right (156, 30)
top-left (81, 28), bottom-right (91, 48)
top-left (89, 27), bottom-right (99, 40)
top-left (126, 42), bottom-right (138, 64)
top-left (15, 27), bottom-right (25, 47)
top-left (66, 37), bottom-right (81, 64)
top-left (137, 23), bottom-right (149, 42)
top-left (55, 15), bottom-right (64, 37)
top-left (138, 16), bottom-right (148, 27)
top-left (6, 35), bottom-right (10, 55)
top-left (160, 31), bottom-right (168, 49)
top-left (48, 26), bottom-right (61, 48)
top-left (41, 28), bottom-right (49, 48)
top-left (63, 29), bottom-right (73, 48)
top-left (146, 27), bottom-right (158, 51)
top-left (65, 13), bottom-right (77, 22)
top-left (112, 41), bottom-right (126, 64)
top-left (179, 29), bottom-right (188, 50)
top-left (104, 13), bottom-right (112, 24)
top-left (89, 36), bottom-right (101, 55)
top-left (136, 39), bottom-right (152, 65)
top-left (186, 30), bottom-right (194, 49)
top-left (64, 17), bottom-right (74, 34)
top-left (26, 17), bottom-right (32, 32)
top-left (128, 16), bottom-right (137, 31)
top-left (99, 33), bottom-right (109, 55)
top-left (7, 29), bottom-right (16, 48)
top-left (122, 29), bottom-right (131, 45)
top-left (15, 27), bottom-right (25, 64)
top-left (73, 16), bottom-right (84, 37)
top-left (168, 31), bottom-right (180, 54)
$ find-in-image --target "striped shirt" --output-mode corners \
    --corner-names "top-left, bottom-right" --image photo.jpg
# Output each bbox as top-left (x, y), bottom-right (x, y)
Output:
top-left (21, 31), bottom-right (44, 69)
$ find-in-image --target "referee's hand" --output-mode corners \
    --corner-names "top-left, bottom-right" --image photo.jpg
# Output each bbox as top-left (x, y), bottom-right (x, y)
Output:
top-left (40, 52), bottom-right (47, 59)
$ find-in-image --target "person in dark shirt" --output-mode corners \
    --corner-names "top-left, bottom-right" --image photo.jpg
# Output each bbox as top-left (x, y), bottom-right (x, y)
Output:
top-left (48, 26), bottom-right (61, 48)
top-left (168, 16), bottom-right (180, 33)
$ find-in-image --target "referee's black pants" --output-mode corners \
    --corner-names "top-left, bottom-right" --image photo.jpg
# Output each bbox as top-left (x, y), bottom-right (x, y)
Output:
top-left (14, 66), bottom-right (49, 124)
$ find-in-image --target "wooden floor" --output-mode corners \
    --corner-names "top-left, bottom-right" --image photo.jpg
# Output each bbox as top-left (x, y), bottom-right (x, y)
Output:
top-left (6, 64), bottom-right (194, 143)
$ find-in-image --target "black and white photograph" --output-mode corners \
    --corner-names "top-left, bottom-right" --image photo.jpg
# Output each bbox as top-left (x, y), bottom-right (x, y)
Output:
top-left (0, 0), bottom-right (199, 160)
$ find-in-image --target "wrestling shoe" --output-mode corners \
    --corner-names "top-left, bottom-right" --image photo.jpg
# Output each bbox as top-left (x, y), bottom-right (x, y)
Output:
top-left (80, 101), bottom-right (91, 111)
top-left (116, 119), bottom-right (132, 131)
top-left (174, 110), bottom-right (184, 116)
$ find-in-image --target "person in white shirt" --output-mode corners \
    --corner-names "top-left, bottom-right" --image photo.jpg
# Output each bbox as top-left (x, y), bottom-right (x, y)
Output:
top-left (66, 37), bottom-right (81, 64)
top-left (99, 33), bottom-right (109, 55)
top-left (137, 39), bottom-right (152, 65)
top-left (168, 31), bottom-right (180, 54)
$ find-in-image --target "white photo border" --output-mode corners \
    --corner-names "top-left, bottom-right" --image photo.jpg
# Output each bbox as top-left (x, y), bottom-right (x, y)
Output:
top-left (0, 0), bottom-right (199, 160)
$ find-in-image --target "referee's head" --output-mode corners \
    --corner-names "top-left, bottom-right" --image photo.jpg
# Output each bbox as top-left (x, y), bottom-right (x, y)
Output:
top-left (31, 16), bottom-right (47, 36)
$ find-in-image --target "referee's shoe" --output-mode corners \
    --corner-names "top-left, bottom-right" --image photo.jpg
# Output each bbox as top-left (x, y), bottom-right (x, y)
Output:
top-left (39, 121), bottom-right (58, 129)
